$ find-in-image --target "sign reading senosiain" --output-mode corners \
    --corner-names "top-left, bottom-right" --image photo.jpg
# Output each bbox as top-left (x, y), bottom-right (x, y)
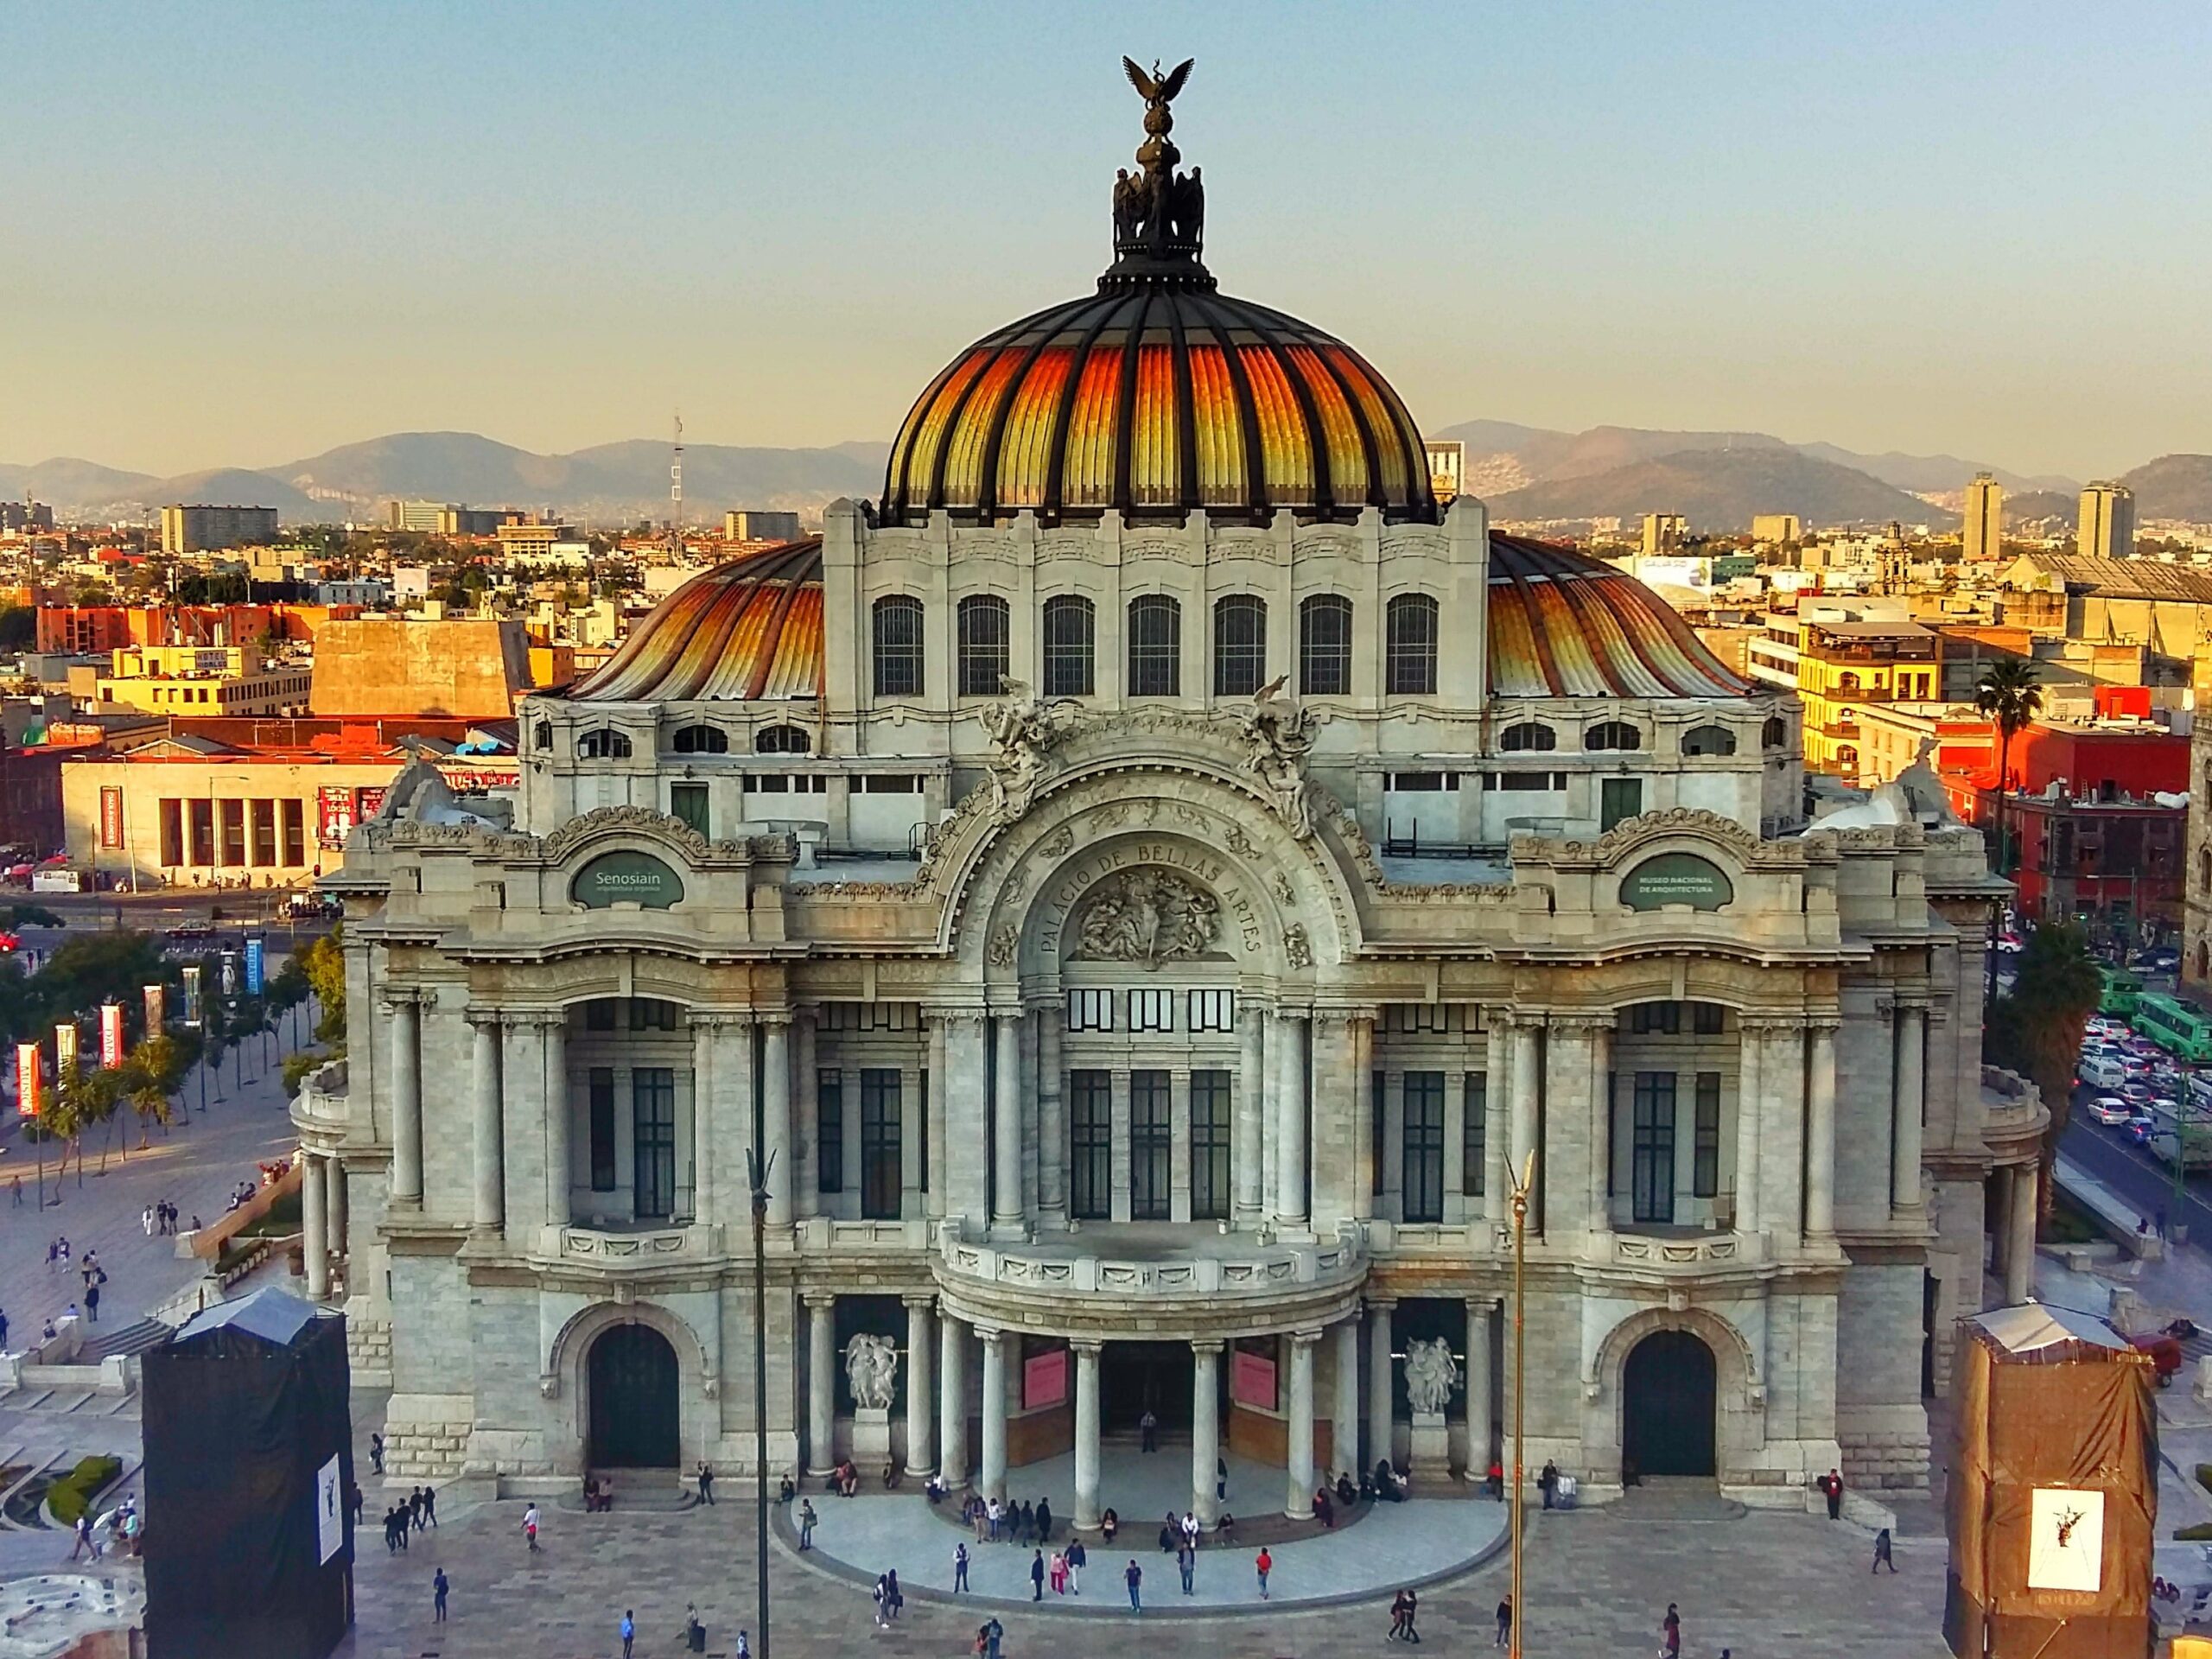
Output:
top-left (571, 849), bottom-right (684, 909)
top-left (1620, 852), bottom-right (1733, 912)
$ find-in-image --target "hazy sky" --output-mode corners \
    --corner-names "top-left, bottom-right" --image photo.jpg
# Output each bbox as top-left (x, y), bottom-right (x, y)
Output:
top-left (8, 1), bottom-right (2209, 480)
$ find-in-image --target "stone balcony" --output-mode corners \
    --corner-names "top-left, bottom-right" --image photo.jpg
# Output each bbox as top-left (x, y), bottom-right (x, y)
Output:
top-left (528, 1220), bottom-right (724, 1271)
top-left (1980, 1065), bottom-right (2051, 1163)
top-left (289, 1058), bottom-right (350, 1156)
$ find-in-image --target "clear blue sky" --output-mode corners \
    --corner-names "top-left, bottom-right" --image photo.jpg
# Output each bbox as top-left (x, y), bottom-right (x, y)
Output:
top-left (7, 1), bottom-right (2208, 480)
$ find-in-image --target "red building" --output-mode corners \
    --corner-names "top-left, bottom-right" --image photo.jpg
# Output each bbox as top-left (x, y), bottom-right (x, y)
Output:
top-left (1939, 690), bottom-right (2188, 934)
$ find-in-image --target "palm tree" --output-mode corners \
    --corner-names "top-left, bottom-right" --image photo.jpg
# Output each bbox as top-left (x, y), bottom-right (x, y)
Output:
top-left (1974, 658), bottom-right (2044, 882)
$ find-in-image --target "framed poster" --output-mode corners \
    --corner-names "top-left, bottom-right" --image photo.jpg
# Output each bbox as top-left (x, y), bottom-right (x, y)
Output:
top-left (2026, 1487), bottom-right (2104, 1592)
top-left (315, 1455), bottom-right (344, 1565)
top-left (1231, 1348), bottom-right (1278, 1410)
top-left (1024, 1348), bottom-right (1068, 1411)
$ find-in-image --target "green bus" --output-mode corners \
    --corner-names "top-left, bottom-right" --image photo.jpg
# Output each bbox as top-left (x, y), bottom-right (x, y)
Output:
top-left (2133, 992), bottom-right (2212, 1064)
top-left (2101, 967), bottom-right (2144, 1019)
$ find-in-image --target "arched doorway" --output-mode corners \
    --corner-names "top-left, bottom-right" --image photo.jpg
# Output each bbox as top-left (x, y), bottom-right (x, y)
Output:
top-left (588, 1323), bottom-right (679, 1468)
top-left (1622, 1329), bottom-right (1716, 1478)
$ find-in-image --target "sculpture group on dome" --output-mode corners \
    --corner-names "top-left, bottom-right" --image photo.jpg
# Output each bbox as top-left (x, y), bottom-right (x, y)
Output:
top-left (1112, 55), bottom-right (1205, 265)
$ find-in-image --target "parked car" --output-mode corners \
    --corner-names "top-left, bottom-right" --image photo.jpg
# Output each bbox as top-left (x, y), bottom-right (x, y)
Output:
top-left (2087, 1096), bottom-right (2142, 1127)
top-left (165, 921), bottom-right (213, 944)
top-left (2121, 1080), bottom-right (2156, 1105)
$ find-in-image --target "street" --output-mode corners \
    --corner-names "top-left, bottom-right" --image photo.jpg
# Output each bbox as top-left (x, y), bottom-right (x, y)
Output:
top-left (2061, 1106), bottom-right (2212, 1243)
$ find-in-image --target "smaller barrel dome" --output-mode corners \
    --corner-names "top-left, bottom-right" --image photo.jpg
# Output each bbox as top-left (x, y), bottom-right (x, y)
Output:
top-left (1487, 535), bottom-right (1752, 699)
top-left (569, 539), bottom-right (823, 702)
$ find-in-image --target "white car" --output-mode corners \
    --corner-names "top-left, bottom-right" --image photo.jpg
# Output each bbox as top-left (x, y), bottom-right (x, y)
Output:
top-left (2086, 1096), bottom-right (2140, 1127)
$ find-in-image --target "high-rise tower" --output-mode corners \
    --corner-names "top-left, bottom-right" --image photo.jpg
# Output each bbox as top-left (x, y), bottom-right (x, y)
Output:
top-left (2078, 480), bottom-right (2136, 560)
top-left (1962, 472), bottom-right (2003, 563)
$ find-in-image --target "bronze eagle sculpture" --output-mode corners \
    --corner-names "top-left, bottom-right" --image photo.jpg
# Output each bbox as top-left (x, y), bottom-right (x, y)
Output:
top-left (1123, 55), bottom-right (1193, 108)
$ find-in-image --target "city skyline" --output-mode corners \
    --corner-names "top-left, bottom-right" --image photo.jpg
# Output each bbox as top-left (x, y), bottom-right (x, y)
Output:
top-left (9, 2), bottom-right (2210, 480)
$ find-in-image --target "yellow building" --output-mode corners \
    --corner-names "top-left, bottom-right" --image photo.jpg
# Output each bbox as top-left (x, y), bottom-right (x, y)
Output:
top-left (87, 644), bottom-right (313, 717)
top-left (1745, 612), bottom-right (1941, 781)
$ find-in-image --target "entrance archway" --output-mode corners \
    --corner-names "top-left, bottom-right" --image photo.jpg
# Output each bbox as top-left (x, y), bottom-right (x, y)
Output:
top-left (1622, 1329), bottom-right (1716, 1478)
top-left (588, 1323), bottom-right (680, 1468)
top-left (1103, 1341), bottom-right (1194, 1436)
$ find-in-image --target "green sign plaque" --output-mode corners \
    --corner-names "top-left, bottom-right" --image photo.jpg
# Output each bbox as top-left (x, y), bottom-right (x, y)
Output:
top-left (1620, 852), bottom-right (1732, 912)
top-left (571, 849), bottom-right (684, 909)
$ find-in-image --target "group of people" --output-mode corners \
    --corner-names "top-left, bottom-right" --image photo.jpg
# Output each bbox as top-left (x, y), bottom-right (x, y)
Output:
top-left (871, 1568), bottom-right (905, 1626)
top-left (380, 1485), bottom-right (436, 1551)
top-left (67, 1495), bottom-right (138, 1561)
top-left (138, 1200), bottom-right (183, 1236)
top-left (38, 1240), bottom-right (107, 1325)
top-left (827, 1456), bottom-right (862, 1497)
top-left (961, 1492), bottom-right (1053, 1544)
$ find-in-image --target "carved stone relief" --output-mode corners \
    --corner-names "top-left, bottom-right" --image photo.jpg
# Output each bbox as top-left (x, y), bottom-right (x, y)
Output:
top-left (1071, 868), bottom-right (1221, 966)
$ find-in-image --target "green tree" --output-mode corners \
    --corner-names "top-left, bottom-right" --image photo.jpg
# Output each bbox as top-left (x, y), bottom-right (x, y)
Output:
top-left (52, 1059), bottom-right (118, 1183)
top-left (299, 927), bottom-right (346, 1050)
top-left (0, 607), bottom-right (35, 652)
top-left (1984, 920), bottom-right (2101, 1214)
top-left (120, 1034), bottom-right (181, 1147)
top-left (1974, 658), bottom-right (2044, 880)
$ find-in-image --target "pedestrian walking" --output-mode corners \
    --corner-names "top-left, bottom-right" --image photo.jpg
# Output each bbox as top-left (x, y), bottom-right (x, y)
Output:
top-left (696, 1459), bottom-right (715, 1504)
top-left (1255, 1545), bottom-right (1272, 1599)
top-left (982, 1615), bottom-right (1004, 1659)
top-left (523, 1503), bottom-right (539, 1552)
top-left (987, 1496), bottom-right (1003, 1541)
top-left (409, 1487), bottom-right (425, 1530)
top-left (142, 1206), bottom-right (154, 1236)
top-left (953, 1541), bottom-right (970, 1592)
top-left (1389, 1587), bottom-right (1410, 1640)
top-left (798, 1498), bottom-right (817, 1549)
top-left (84, 1283), bottom-right (99, 1323)
top-left (1066, 1535), bottom-right (1086, 1593)
top-left (10, 1176), bottom-right (19, 1207)
top-left (887, 1568), bottom-right (903, 1621)
top-left (1036, 1496), bottom-right (1052, 1541)
top-left (874, 1573), bottom-right (891, 1628)
top-left (1872, 1527), bottom-right (1897, 1573)
top-left (45, 1240), bottom-right (56, 1274)
top-left (370, 1433), bottom-right (384, 1475)
top-left (1496, 1595), bottom-right (1513, 1648)
top-left (1819, 1466), bottom-right (1844, 1520)
top-left (1217, 1455), bottom-right (1228, 1501)
top-left (433, 1568), bottom-right (449, 1622)
top-left (0, 1309), bottom-right (10, 1352)
top-left (1125, 1558), bottom-right (1142, 1610)
top-left (423, 1485), bottom-right (437, 1527)
top-left (1050, 1549), bottom-right (1068, 1594)
top-left (69, 1511), bottom-right (99, 1562)
top-left (1177, 1542), bottom-right (1195, 1594)
top-left (1031, 1548), bottom-right (1046, 1600)
top-left (736, 1630), bottom-right (750, 1658)
top-left (1402, 1587), bottom-right (1421, 1643)
top-left (1661, 1601), bottom-right (1681, 1657)
top-left (621, 1608), bottom-right (636, 1657)
top-left (1140, 1408), bottom-right (1158, 1452)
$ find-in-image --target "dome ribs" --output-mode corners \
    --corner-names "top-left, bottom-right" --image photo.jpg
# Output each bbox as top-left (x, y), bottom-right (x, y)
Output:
top-left (973, 301), bottom-right (1081, 522)
top-left (1185, 292), bottom-right (1269, 522)
top-left (1039, 294), bottom-right (1136, 523)
top-left (1293, 332), bottom-right (1387, 515)
top-left (1110, 286), bottom-right (1159, 520)
top-left (1166, 294), bottom-right (1201, 517)
top-left (1234, 303), bottom-right (1336, 518)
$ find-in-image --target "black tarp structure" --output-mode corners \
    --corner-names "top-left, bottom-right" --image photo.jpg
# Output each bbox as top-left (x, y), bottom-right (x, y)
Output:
top-left (143, 1287), bottom-right (353, 1659)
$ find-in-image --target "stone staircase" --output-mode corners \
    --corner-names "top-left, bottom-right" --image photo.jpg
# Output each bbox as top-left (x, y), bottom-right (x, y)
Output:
top-left (556, 1467), bottom-right (699, 1513)
top-left (77, 1319), bottom-right (171, 1364)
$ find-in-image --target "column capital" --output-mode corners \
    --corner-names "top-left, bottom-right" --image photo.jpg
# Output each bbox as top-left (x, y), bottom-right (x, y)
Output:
top-left (1068, 1336), bottom-right (1104, 1357)
top-left (688, 1009), bottom-right (755, 1029)
top-left (928, 1007), bottom-right (988, 1032)
top-left (1189, 1337), bottom-right (1226, 1357)
top-left (901, 1293), bottom-right (938, 1313)
top-left (801, 1289), bottom-right (837, 1313)
top-left (975, 1324), bottom-right (1007, 1347)
top-left (465, 1007), bottom-right (508, 1032)
top-left (1365, 1296), bottom-right (1398, 1314)
top-left (755, 1010), bottom-right (794, 1030)
top-left (1289, 1327), bottom-right (1324, 1349)
top-left (379, 987), bottom-right (429, 1012)
top-left (1545, 1011), bottom-right (1615, 1035)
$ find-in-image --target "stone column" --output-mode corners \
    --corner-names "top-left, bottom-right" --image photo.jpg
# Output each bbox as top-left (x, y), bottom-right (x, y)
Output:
top-left (925, 1014), bottom-right (949, 1219)
top-left (1464, 1298), bottom-right (1494, 1481)
top-left (1733, 1021), bottom-right (1764, 1238)
top-left (806, 1294), bottom-right (836, 1478)
top-left (978, 1327), bottom-right (1008, 1503)
top-left (543, 1014), bottom-right (569, 1229)
top-left (1367, 1300), bottom-right (1395, 1473)
top-left (1351, 1011), bottom-right (1376, 1221)
top-left (470, 1012), bottom-right (504, 1235)
top-left (1508, 1016), bottom-right (1541, 1222)
top-left (943, 1014), bottom-right (990, 1225)
top-left (1584, 1019), bottom-right (1614, 1242)
top-left (326, 1157), bottom-right (347, 1257)
top-left (1484, 1019), bottom-right (1510, 1224)
top-left (389, 994), bottom-right (423, 1205)
top-left (939, 1313), bottom-right (969, 1489)
top-left (905, 1297), bottom-right (937, 1478)
top-left (302, 1154), bottom-right (328, 1299)
top-left (1806, 1022), bottom-right (1839, 1239)
top-left (762, 1017), bottom-right (793, 1228)
top-left (1274, 1013), bottom-right (1309, 1228)
top-left (1893, 1002), bottom-right (1927, 1212)
top-left (1072, 1338), bottom-right (1103, 1529)
top-left (993, 1014), bottom-right (1024, 1232)
top-left (1038, 1002), bottom-right (1065, 1224)
top-left (690, 1016), bottom-right (717, 1226)
top-left (1236, 1007), bottom-right (1266, 1222)
top-left (1284, 1331), bottom-right (1318, 1519)
top-left (795, 1010), bottom-right (820, 1219)
top-left (1192, 1340), bottom-right (1223, 1524)
top-left (1332, 1318), bottom-right (1360, 1478)
top-left (2005, 1164), bottom-right (2037, 1304)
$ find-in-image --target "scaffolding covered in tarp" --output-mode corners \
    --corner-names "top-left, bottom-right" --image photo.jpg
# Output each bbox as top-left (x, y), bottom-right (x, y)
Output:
top-left (1946, 1301), bottom-right (2156, 1657)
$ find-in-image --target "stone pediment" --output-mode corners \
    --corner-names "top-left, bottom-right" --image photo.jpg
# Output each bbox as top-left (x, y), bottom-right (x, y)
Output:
top-left (1514, 808), bottom-right (1821, 873)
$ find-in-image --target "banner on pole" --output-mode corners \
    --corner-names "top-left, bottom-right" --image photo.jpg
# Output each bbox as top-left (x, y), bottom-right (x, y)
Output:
top-left (143, 983), bottom-right (165, 1033)
top-left (181, 965), bottom-right (203, 1027)
top-left (99, 1003), bottom-right (125, 1070)
top-left (54, 1023), bottom-right (76, 1072)
top-left (16, 1043), bottom-right (39, 1118)
top-left (245, 937), bottom-right (265, 996)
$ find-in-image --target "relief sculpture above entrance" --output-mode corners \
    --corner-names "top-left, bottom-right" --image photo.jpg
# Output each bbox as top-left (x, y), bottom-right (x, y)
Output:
top-left (1071, 868), bottom-right (1221, 965)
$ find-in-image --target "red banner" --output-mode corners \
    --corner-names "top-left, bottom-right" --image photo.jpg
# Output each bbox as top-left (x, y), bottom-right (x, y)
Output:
top-left (98, 785), bottom-right (124, 849)
top-left (16, 1042), bottom-right (38, 1118)
top-left (1231, 1348), bottom-right (1278, 1411)
top-left (1024, 1348), bottom-right (1068, 1411)
top-left (316, 786), bottom-right (357, 849)
top-left (99, 1004), bottom-right (124, 1070)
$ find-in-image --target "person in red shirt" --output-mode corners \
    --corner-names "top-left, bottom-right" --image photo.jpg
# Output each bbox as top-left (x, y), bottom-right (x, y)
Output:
top-left (1255, 1546), bottom-right (1272, 1600)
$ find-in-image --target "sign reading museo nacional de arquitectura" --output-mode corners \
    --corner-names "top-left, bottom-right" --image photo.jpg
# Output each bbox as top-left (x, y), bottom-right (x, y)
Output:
top-left (307, 60), bottom-right (2042, 1531)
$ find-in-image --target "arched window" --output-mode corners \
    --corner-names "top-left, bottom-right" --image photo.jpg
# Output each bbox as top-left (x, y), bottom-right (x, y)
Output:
top-left (1213, 594), bottom-right (1267, 698)
top-left (1682, 723), bottom-right (1738, 757)
top-left (1499, 721), bottom-right (1557, 753)
top-left (1041, 594), bottom-right (1095, 697)
top-left (533, 719), bottom-right (552, 751)
top-left (1585, 721), bottom-right (1643, 752)
top-left (872, 594), bottom-right (925, 699)
top-left (1385, 593), bottom-right (1440, 696)
top-left (1299, 595), bottom-right (1353, 696)
top-left (754, 724), bottom-right (811, 754)
top-left (957, 594), bottom-right (1010, 698)
top-left (1838, 671), bottom-right (1860, 692)
top-left (1126, 595), bottom-right (1180, 696)
top-left (671, 723), bottom-right (728, 754)
top-left (578, 728), bottom-right (632, 760)
top-left (1762, 715), bottom-right (1787, 750)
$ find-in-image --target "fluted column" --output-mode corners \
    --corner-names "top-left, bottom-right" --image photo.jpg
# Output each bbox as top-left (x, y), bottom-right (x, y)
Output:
top-left (1332, 1318), bottom-right (1360, 1478)
top-left (1192, 1340), bottom-right (1223, 1524)
top-left (1893, 1001), bottom-right (1927, 1212)
top-left (991, 1014), bottom-right (1024, 1232)
top-left (1284, 1330), bottom-right (1318, 1518)
top-left (1806, 1021), bottom-right (1839, 1239)
top-left (1072, 1339), bottom-right (1103, 1528)
top-left (1464, 1297), bottom-right (1494, 1482)
top-left (762, 1016), bottom-right (793, 1228)
top-left (1582, 1018), bottom-right (1613, 1243)
top-left (806, 1293), bottom-right (836, 1477)
top-left (924, 1014), bottom-right (948, 1219)
top-left (1236, 1007), bottom-right (1266, 1221)
top-left (690, 1015), bottom-right (717, 1225)
top-left (905, 1297), bottom-right (937, 1478)
top-left (978, 1326), bottom-right (1008, 1502)
top-left (470, 1012), bottom-right (504, 1235)
top-left (543, 1014), bottom-right (569, 1229)
top-left (939, 1313), bottom-right (969, 1489)
top-left (1037, 1002), bottom-right (1065, 1225)
top-left (1733, 1021), bottom-right (1764, 1239)
top-left (1367, 1300), bottom-right (1395, 1473)
top-left (1274, 1012), bottom-right (1309, 1228)
top-left (302, 1154), bottom-right (329, 1299)
top-left (388, 994), bottom-right (423, 1205)
top-left (2005, 1164), bottom-right (2037, 1304)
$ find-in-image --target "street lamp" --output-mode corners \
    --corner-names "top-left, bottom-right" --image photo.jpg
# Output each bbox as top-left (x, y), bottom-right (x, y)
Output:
top-left (1508, 1147), bottom-right (1536, 1659)
top-left (747, 1146), bottom-right (776, 1659)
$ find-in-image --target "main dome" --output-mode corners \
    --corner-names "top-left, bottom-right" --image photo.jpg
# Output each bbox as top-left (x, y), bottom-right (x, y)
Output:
top-left (881, 59), bottom-right (1436, 529)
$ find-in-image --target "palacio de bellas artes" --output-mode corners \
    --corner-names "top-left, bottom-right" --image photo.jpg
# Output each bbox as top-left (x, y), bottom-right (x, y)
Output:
top-left (296, 58), bottom-right (2043, 1528)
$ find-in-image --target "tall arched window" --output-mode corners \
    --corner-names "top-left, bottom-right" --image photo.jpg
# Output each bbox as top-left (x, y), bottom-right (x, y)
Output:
top-left (1499, 721), bottom-right (1557, 752)
top-left (1762, 715), bottom-right (1787, 750)
top-left (578, 728), bottom-right (632, 760)
top-left (754, 724), bottom-right (811, 753)
top-left (1385, 593), bottom-right (1440, 696)
top-left (1300, 594), bottom-right (1353, 696)
top-left (1681, 723), bottom-right (1738, 757)
top-left (1041, 594), bottom-right (1096, 697)
top-left (872, 595), bottom-right (925, 699)
top-left (1212, 594), bottom-right (1267, 698)
top-left (1126, 595), bottom-right (1181, 696)
top-left (1585, 721), bottom-right (1643, 752)
top-left (671, 723), bottom-right (728, 754)
top-left (957, 594), bottom-right (1010, 697)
